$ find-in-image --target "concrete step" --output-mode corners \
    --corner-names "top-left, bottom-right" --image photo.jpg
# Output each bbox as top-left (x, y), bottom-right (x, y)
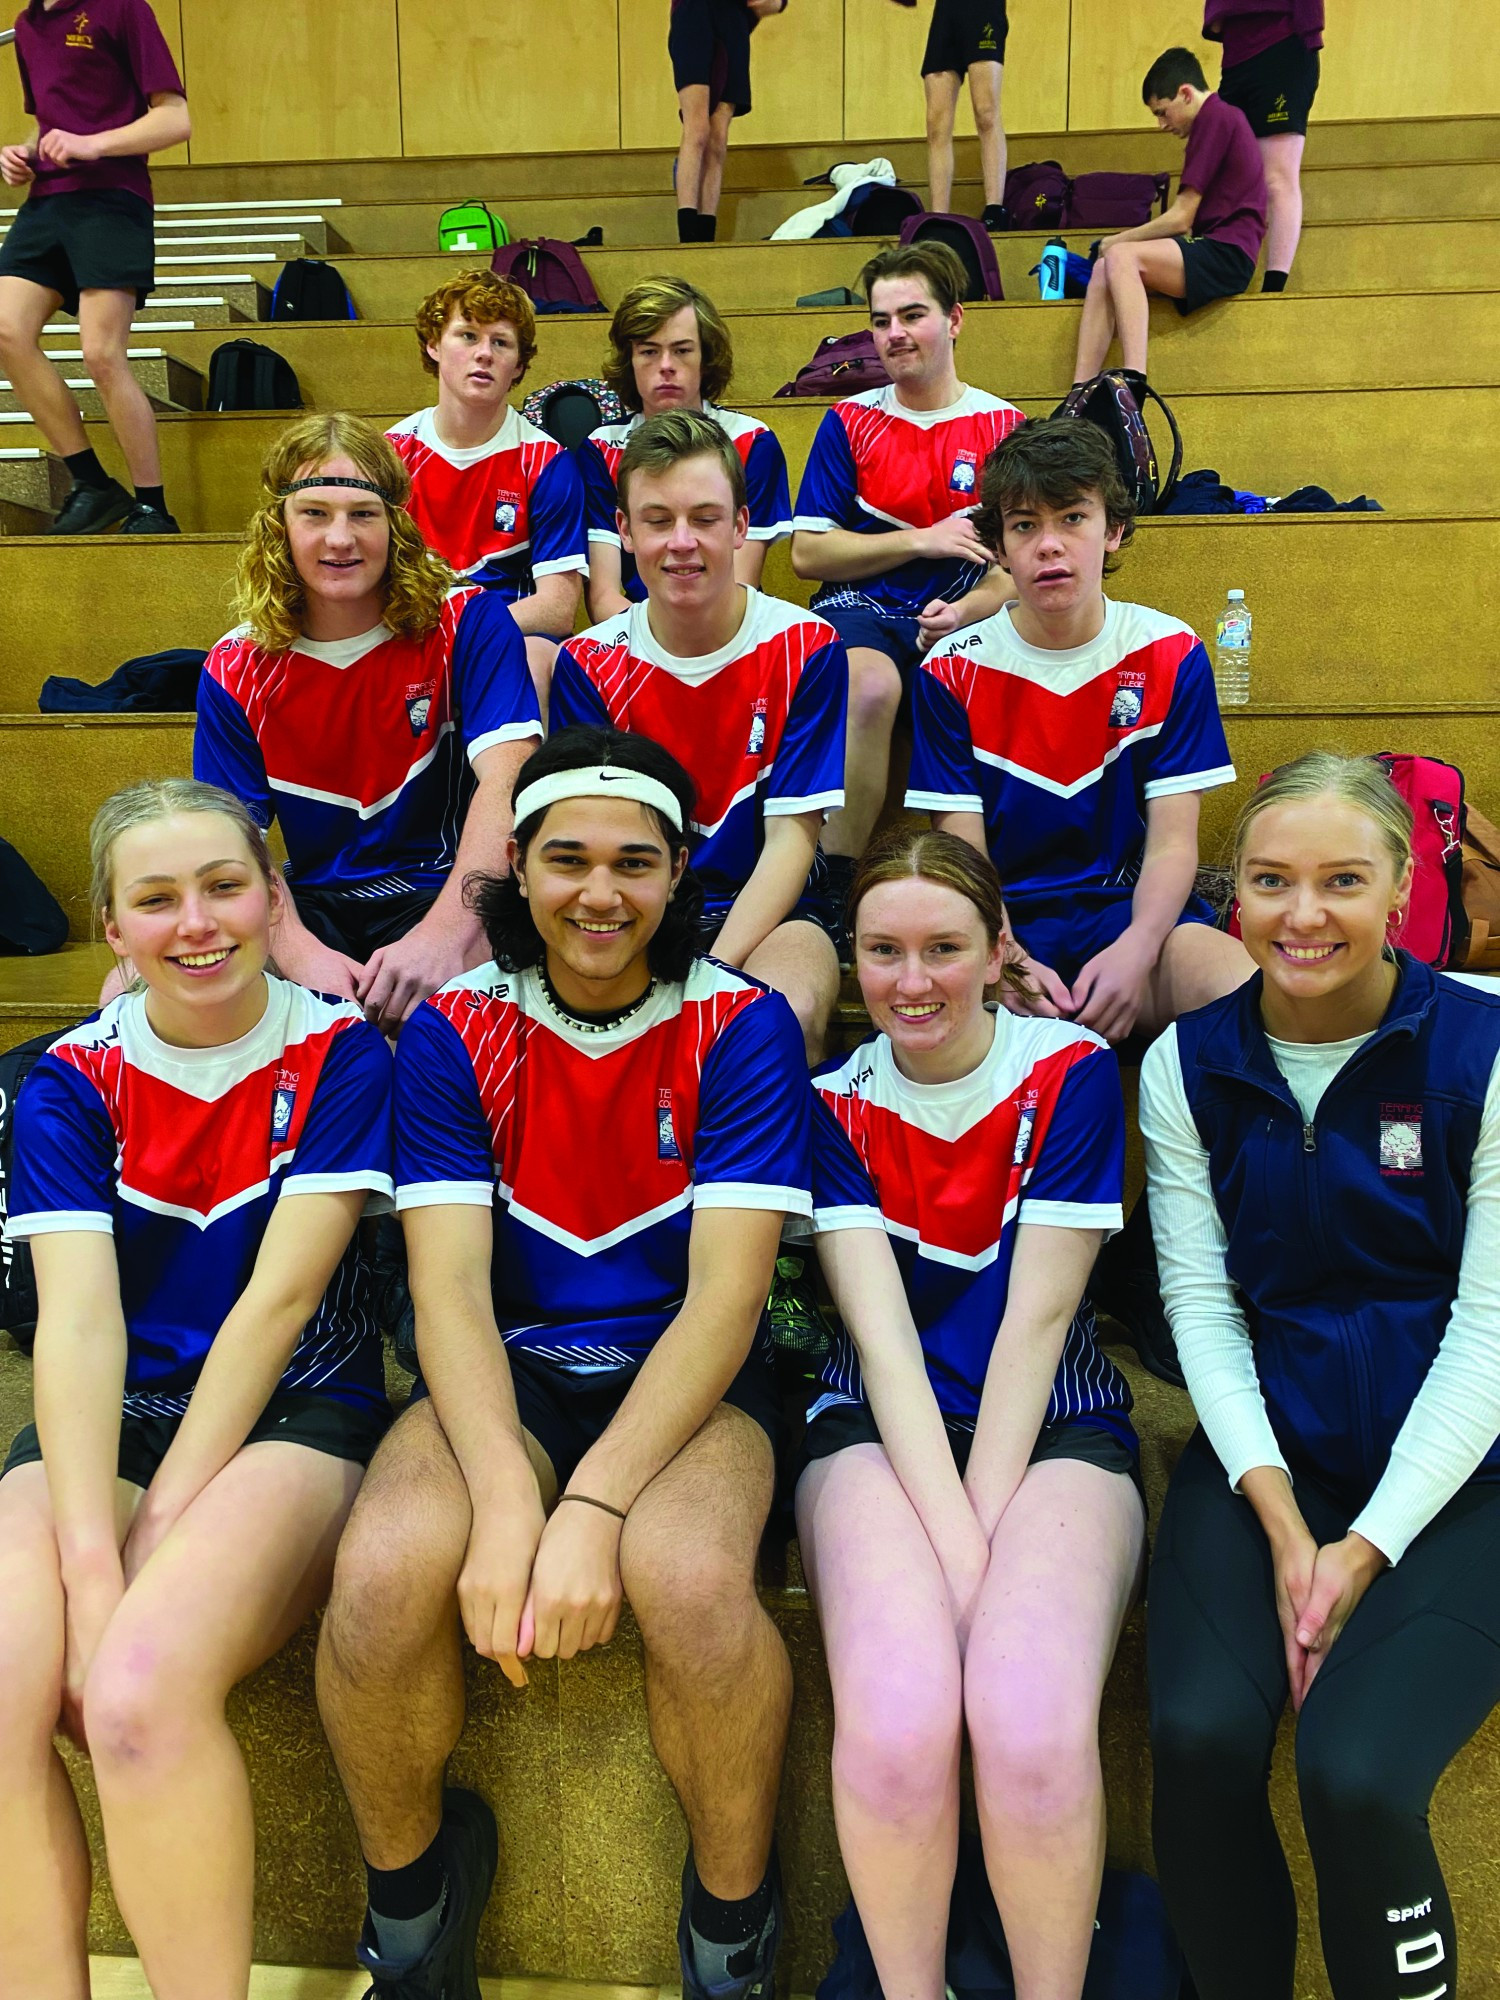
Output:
top-left (145, 276), bottom-right (271, 320)
top-left (0, 351), bottom-right (204, 420)
top-left (140, 115), bottom-right (1500, 208)
top-left (0, 1335), bottom-right (1494, 2000)
top-left (3, 515), bottom-right (1491, 713)
top-left (37, 290), bottom-right (1493, 414)
top-left (0, 383), bottom-right (1479, 532)
top-left (300, 215), bottom-right (1500, 310)
top-left (0, 444), bottom-right (67, 514)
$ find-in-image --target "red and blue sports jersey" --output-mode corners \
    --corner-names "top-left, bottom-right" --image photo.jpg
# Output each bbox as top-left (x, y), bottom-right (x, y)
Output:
top-left (395, 959), bottom-right (813, 1368)
top-left (195, 585), bottom-right (542, 899)
top-left (8, 980), bottom-right (393, 1416)
top-left (550, 589), bottom-right (847, 909)
top-left (908, 598), bottom-right (1235, 935)
top-left (386, 404), bottom-right (589, 604)
top-left (576, 402), bottom-right (794, 601)
top-left (792, 384), bottom-right (1026, 619)
top-left (809, 1014), bottom-right (1131, 1435)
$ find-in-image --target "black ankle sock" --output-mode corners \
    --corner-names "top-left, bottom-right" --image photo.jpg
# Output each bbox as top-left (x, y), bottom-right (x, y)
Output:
top-left (694, 211), bottom-right (718, 241)
top-left (1262, 269), bottom-right (1289, 293)
top-left (1120, 367), bottom-right (1149, 398)
top-left (677, 206), bottom-right (698, 243)
top-left (63, 447), bottom-right (111, 491)
top-left (690, 1870), bottom-right (774, 1946)
top-left (133, 484), bottom-right (166, 513)
top-left (367, 1831), bottom-right (447, 1922)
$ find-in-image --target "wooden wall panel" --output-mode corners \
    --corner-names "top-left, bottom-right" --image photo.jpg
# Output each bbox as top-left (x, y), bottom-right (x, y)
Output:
top-left (619, 0), bottom-right (839, 154)
top-left (401, 0), bottom-right (619, 157)
top-left (844, 0), bottom-right (1067, 145)
top-left (1318, 0), bottom-right (1500, 121)
top-left (1067, 0), bottom-right (1218, 132)
top-left (0, 1), bottom-right (186, 167)
top-left (178, 0), bottom-right (401, 163)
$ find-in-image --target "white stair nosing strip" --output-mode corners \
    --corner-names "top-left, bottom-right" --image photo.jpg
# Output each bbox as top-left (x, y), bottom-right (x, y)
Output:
top-left (141, 233), bottom-right (307, 247)
top-left (0, 446), bottom-right (45, 458)
top-left (41, 348), bottom-right (167, 360)
top-left (152, 197), bottom-right (343, 211)
top-left (49, 322), bottom-right (197, 334)
top-left (153, 214), bottom-right (328, 229)
top-left (144, 295), bottom-right (229, 307)
top-left (150, 272), bottom-right (258, 284)
top-left (155, 254), bottom-right (275, 266)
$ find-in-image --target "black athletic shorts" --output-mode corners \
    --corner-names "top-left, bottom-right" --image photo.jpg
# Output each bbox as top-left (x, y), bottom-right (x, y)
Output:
top-left (670, 0), bottom-right (753, 115)
top-left (1172, 233), bottom-right (1258, 314)
top-left (292, 881), bottom-right (442, 963)
top-left (801, 1395), bottom-right (1144, 1508)
top-left (411, 1337), bottom-right (783, 1487)
top-left (0, 188), bottom-right (155, 314)
top-left (1218, 33), bottom-right (1320, 139)
top-left (922, 0), bottom-right (1008, 76)
top-left (3, 1390), bottom-right (390, 1487)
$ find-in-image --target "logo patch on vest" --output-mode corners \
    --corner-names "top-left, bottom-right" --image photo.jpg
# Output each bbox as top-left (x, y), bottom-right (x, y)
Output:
top-left (1379, 1103), bottom-right (1423, 1176)
top-left (404, 680), bottom-right (435, 736)
top-left (949, 452), bottom-right (978, 495)
top-left (1013, 1090), bottom-right (1039, 1167)
top-left (493, 492), bottom-right (521, 534)
top-left (271, 1070), bottom-right (298, 1142)
top-left (747, 697), bottom-right (768, 756)
top-left (1108, 670), bottom-right (1146, 728)
top-left (657, 1089), bottom-right (681, 1163)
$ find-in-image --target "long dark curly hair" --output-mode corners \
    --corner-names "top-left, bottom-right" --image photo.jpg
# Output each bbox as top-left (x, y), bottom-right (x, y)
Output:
top-left (467, 725), bottom-right (707, 983)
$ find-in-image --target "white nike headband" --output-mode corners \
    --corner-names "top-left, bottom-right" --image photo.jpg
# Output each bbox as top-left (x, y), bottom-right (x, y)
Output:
top-left (511, 765), bottom-right (685, 834)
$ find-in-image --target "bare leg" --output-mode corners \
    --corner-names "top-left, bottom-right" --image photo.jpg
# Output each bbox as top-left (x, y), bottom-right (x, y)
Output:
top-left (743, 918), bottom-right (841, 1064)
top-left (923, 71), bottom-right (961, 212)
top-left (699, 100), bottom-right (735, 220)
top-left (1259, 133), bottom-right (1306, 277)
top-left (1139, 923), bottom-right (1254, 1035)
top-left (85, 1441), bottom-right (362, 2000)
top-left (968, 63), bottom-right (1006, 208)
top-left (0, 274), bottom-right (88, 455)
top-left (965, 1458), bottom-right (1144, 2000)
top-left (621, 1404), bottom-right (789, 1898)
top-left (1100, 241), bottom-right (1185, 377)
top-left (797, 1446), bottom-right (963, 2000)
top-left (1072, 256), bottom-right (1118, 382)
top-left (675, 84), bottom-right (712, 210)
top-left (821, 645), bottom-right (904, 859)
top-left (78, 288), bottom-right (161, 488)
top-left (523, 634), bottom-right (557, 730)
top-left (0, 1464), bottom-right (140, 2000)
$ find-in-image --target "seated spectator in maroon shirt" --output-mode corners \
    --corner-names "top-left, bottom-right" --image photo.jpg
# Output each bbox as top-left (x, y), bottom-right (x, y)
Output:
top-left (1071, 46), bottom-right (1267, 397)
top-left (0, 0), bottom-right (190, 535)
top-left (1205, 1), bottom-right (1323, 289)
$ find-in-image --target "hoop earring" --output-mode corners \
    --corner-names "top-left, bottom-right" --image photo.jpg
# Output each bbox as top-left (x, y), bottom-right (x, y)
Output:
top-left (1388, 908), bottom-right (1405, 931)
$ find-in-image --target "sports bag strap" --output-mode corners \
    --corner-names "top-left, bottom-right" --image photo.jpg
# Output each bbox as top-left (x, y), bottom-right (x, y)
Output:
top-left (1139, 383), bottom-right (1183, 508)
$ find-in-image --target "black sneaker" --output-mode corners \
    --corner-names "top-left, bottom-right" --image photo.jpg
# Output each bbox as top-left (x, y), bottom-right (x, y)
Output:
top-left (356, 1788), bottom-right (498, 2000)
top-left (121, 500), bottom-right (181, 533)
top-left (818, 852), bottom-right (857, 972)
top-left (767, 1251), bottom-right (835, 1363)
top-left (678, 1848), bottom-right (783, 2000)
top-left (46, 478), bottom-right (133, 535)
top-left (981, 203), bottom-right (1012, 231)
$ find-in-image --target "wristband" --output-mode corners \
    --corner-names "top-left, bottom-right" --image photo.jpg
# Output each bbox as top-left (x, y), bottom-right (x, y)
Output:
top-left (557, 1491), bottom-right (627, 1522)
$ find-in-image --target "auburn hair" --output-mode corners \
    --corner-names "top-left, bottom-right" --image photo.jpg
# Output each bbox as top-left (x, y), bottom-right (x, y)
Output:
top-left (602, 276), bottom-right (735, 411)
top-left (849, 826), bottom-right (1034, 996)
top-left (234, 413), bottom-right (457, 653)
top-left (413, 267), bottom-right (538, 379)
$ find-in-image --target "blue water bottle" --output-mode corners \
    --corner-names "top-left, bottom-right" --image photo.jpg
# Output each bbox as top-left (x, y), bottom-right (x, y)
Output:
top-left (1033, 236), bottom-right (1068, 301)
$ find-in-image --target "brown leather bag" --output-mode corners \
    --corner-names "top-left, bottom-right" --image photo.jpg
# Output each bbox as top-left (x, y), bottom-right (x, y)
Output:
top-left (1458, 800), bottom-right (1500, 971)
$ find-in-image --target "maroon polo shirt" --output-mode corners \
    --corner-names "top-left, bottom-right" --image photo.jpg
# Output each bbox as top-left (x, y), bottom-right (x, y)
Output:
top-left (1180, 91), bottom-right (1268, 265)
top-left (1203, 2), bottom-right (1324, 71)
top-left (13, 0), bottom-right (184, 204)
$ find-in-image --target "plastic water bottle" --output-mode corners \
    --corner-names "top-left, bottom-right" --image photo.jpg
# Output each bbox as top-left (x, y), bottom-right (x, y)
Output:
top-left (1035, 237), bottom-right (1068, 301)
top-left (1214, 589), bottom-right (1252, 707)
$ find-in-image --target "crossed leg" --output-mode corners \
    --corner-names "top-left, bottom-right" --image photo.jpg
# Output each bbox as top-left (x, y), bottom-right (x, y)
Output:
top-left (1073, 241), bottom-right (1186, 381)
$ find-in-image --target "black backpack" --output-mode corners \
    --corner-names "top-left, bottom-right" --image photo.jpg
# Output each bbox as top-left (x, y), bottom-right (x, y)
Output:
top-left (270, 258), bottom-right (356, 321)
top-left (840, 182), bottom-right (925, 235)
top-left (207, 339), bottom-right (303, 411)
top-left (899, 211), bottom-right (1003, 301)
top-left (0, 837), bottom-right (67, 955)
top-left (519, 376), bottom-right (626, 448)
top-left (0, 1028), bottom-right (67, 1352)
top-left (1053, 371), bottom-right (1182, 514)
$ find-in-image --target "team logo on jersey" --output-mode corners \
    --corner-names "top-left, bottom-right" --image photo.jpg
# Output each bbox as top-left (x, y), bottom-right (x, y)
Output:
top-left (493, 492), bottom-right (521, 534)
top-left (1379, 1103), bottom-right (1423, 1176)
top-left (656, 1088), bottom-right (682, 1162)
top-left (949, 452), bottom-right (978, 495)
top-left (1108, 671), bottom-right (1146, 728)
top-left (747, 698), bottom-right (768, 756)
top-left (404, 680), bottom-right (436, 736)
top-left (271, 1069), bottom-right (298, 1142)
top-left (1013, 1090), bottom-right (1039, 1167)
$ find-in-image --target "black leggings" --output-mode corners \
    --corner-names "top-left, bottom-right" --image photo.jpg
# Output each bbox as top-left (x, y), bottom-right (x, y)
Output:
top-left (1148, 1428), bottom-right (1500, 2000)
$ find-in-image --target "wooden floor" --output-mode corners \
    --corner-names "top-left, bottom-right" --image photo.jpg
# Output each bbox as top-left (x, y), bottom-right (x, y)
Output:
top-left (88, 1963), bottom-right (671, 2000)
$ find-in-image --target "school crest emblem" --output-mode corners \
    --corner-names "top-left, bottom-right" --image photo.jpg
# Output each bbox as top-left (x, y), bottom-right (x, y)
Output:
top-left (1109, 671), bottom-right (1146, 728)
top-left (657, 1088), bottom-right (682, 1162)
top-left (747, 698), bottom-right (767, 756)
top-left (1379, 1103), bottom-right (1423, 1176)
top-left (405, 680), bottom-right (435, 735)
top-left (1013, 1092), bottom-right (1039, 1167)
top-left (271, 1070), bottom-right (298, 1141)
top-left (493, 494), bottom-right (520, 534)
top-left (949, 453), bottom-right (977, 495)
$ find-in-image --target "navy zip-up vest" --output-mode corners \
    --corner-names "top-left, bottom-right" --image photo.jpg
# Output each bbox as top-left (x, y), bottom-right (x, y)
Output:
top-left (1175, 955), bottom-right (1500, 1506)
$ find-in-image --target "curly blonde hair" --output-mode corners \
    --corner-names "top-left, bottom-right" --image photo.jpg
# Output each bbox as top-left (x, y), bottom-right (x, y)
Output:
top-left (413, 268), bottom-right (538, 379)
top-left (234, 413), bottom-right (457, 653)
top-left (602, 277), bottom-right (734, 412)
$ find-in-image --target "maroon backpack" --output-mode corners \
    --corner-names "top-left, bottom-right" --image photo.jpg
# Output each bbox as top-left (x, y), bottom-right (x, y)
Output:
top-left (774, 329), bottom-right (891, 398)
top-left (899, 212), bottom-right (1002, 301)
top-left (490, 237), bottom-right (603, 314)
top-left (1053, 370), bottom-right (1182, 514)
top-left (1064, 172), bottom-right (1172, 231)
top-left (1002, 161), bottom-right (1070, 230)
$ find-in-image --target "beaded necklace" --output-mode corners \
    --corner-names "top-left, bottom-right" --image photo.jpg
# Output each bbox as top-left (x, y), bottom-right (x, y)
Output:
top-left (537, 963), bottom-right (657, 1036)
